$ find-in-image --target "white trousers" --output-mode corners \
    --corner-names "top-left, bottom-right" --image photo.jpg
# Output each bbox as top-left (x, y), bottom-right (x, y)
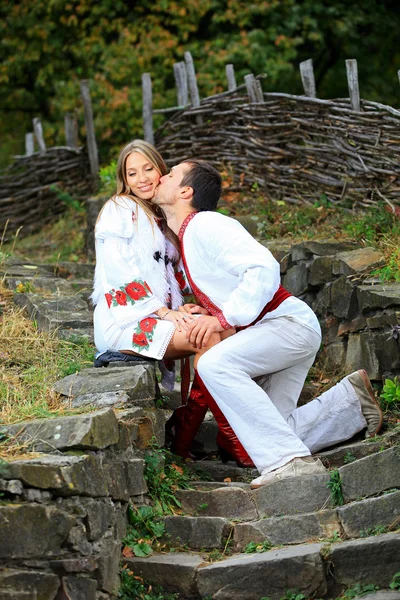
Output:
top-left (197, 316), bottom-right (367, 475)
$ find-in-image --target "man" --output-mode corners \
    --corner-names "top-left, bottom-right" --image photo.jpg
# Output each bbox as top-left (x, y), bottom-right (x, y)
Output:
top-left (153, 159), bottom-right (382, 488)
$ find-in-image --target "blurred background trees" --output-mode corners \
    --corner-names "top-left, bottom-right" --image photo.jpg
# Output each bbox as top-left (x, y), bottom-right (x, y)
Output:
top-left (1, 0), bottom-right (399, 166)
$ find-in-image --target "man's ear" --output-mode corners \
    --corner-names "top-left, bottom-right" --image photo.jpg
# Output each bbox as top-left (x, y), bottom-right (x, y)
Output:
top-left (180, 186), bottom-right (194, 201)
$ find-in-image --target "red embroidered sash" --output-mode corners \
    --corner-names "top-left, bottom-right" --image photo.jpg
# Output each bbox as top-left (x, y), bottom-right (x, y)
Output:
top-left (178, 211), bottom-right (292, 331)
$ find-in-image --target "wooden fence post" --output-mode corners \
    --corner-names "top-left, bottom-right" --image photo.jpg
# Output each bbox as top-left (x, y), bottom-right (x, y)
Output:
top-left (299, 59), bottom-right (317, 98)
top-left (80, 80), bottom-right (99, 179)
top-left (173, 62), bottom-right (188, 107)
top-left (184, 51), bottom-right (202, 124)
top-left (142, 73), bottom-right (154, 144)
top-left (25, 133), bottom-right (35, 156)
top-left (226, 64), bottom-right (237, 91)
top-left (64, 113), bottom-right (79, 148)
top-left (33, 118), bottom-right (46, 154)
top-left (244, 74), bottom-right (263, 103)
top-left (346, 59), bottom-right (361, 112)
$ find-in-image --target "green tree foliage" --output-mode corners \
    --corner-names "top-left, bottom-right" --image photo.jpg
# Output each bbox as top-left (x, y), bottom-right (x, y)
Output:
top-left (1, 0), bottom-right (399, 164)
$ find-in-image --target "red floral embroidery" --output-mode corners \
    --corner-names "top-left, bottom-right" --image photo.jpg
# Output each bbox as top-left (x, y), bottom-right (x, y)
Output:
top-left (106, 279), bottom-right (152, 308)
top-left (115, 290), bottom-right (127, 306)
top-left (132, 332), bottom-right (148, 347)
top-left (140, 317), bottom-right (157, 333)
top-left (175, 270), bottom-right (186, 291)
top-left (126, 281), bottom-right (147, 301)
top-left (105, 293), bottom-right (113, 308)
top-left (132, 317), bottom-right (158, 352)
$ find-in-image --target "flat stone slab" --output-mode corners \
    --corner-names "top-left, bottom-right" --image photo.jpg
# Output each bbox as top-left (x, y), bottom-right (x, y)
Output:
top-left (0, 504), bottom-right (75, 558)
top-left (352, 593), bottom-right (400, 600)
top-left (357, 282), bottom-right (400, 313)
top-left (186, 460), bottom-right (257, 482)
top-left (68, 390), bottom-right (130, 409)
top-left (53, 364), bottom-right (157, 405)
top-left (197, 543), bottom-right (327, 600)
top-left (176, 486), bottom-right (258, 520)
top-left (316, 428), bottom-right (400, 468)
top-left (333, 248), bottom-right (385, 276)
top-left (13, 292), bottom-right (92, 332)
top-left (6, 275), bottom-right (76, 295)
top-left (58, 327), bottom-right (94, 342)
top-left (234, 509), bottom-right (339, 550)
top-left (0, 454), bottom-right (109, 497)
top-left (0, 569), bottom-right (60, 600)
top-left (0, 408), bottom-right (119, 451)
top-left (124, 553), bottom-right (204, 598)
top-left (336, 490), bottom-right (400, 538)
top-left (330, 533), bottom-right (400, 589)
top-left (163, 516), bottom-right (230, 549)
top-left (252, 473), bottom-right (332, 518)
top-left (339, 447), bottom-right (400, 501)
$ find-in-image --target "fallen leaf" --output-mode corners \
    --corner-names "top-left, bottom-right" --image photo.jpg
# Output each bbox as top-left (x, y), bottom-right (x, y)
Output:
top-left (223, 477), bottom-right (232, 482)
top-left (122, 546), bottom-right (134, 558)
top-left (171, 463), bottom-right (184, 474)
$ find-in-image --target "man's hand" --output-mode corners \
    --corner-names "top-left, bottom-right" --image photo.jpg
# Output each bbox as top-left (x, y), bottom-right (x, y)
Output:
top-left (178, 303), bottom-right (209, 316)
top-left (186, 315), bottom-right (224, 348)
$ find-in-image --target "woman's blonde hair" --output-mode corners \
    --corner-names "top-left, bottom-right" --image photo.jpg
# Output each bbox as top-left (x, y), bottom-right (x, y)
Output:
top-left (112, 138), bottom-right (167, 220)
top-left (96, 139), bottom-right (179, 253)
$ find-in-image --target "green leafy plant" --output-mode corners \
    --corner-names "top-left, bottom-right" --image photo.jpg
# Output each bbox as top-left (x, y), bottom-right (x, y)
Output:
top-left (244, 540), bottom-right (272, 553)
top-left (380, 377), bottom-right (400, 411)
top-left (144, 445), bottom-right (195, 514)
top-left (390, 572), bottom-right (400, 590)
top-left (343, 452), bottom-right (356, 464)
top-left (49, 184), bottom-right (84, 213)
top-left (123, 505), bottom-right (165, 558)
top-left (279, 590), bottom-right (306, 600)
top-left (359, 525), bottom-right (388, 538)
top-left (327, 469), bottom-right (344, 506)
top-left (339, 583), bottom-right (379, 599)
top-left (371, 248), bottom-right (400, 282)
top-left (99, 160), bottom-right (117, 195)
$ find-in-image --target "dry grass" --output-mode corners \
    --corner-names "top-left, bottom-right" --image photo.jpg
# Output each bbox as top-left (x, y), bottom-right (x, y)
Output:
top-left (0, 278), bottom-right (94, 428)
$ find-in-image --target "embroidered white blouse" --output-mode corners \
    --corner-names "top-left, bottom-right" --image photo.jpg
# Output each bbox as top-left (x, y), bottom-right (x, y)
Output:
top-left (179, 211), bottom-right (321, 334)
top-left (91, 196), bottom-right (183, 359)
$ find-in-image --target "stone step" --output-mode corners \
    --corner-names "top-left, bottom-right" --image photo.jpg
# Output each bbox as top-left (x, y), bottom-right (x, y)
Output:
top-left (162, 515), bottom-right (231, 550)
top-left (234, 490), bottom-right (400, 550)
top-left (179, 446), bottom-right (400, 522)
top-left (0, 405), bottom-right (166, 455)
top-left (123, 533), bottom-right (400, 599)
top-left (53, 362), bottom-right (158, 409)
top-left (13, 292), bottom-right (92, 333)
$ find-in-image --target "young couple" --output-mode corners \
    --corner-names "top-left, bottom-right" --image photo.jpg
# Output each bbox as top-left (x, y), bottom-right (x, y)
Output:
top-left (92, 139), bottom-right (382, 489)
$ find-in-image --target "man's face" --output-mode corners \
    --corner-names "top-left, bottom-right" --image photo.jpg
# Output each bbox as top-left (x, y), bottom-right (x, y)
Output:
top-left (152, 162), bottom-right (190, 207)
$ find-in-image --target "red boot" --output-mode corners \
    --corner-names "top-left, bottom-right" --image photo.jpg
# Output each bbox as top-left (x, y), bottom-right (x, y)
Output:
top-left (195, 372), bottom-right (255, 469)
top-left (166, 374), bottom-right (207, 460)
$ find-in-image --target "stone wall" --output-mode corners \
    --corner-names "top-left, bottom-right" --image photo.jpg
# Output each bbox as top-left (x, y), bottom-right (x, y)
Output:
top-left (263, 238), bottom-right (400, 381)
top-left (0, 398), bottom-right (165, 600)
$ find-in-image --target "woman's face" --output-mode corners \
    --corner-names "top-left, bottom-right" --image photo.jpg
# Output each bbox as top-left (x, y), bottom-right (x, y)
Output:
top-left (125, 151), bottom-right (160, 201)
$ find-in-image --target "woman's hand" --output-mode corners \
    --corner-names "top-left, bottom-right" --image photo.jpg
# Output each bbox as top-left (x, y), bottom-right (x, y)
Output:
top-left (178, 303), bottom-right (209, 316)
top-left (162, 309), bottom-right (197, 332)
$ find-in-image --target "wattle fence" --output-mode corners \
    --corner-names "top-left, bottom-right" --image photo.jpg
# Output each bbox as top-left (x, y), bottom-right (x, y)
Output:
top-left (1, 54), bottom-right (400, 239)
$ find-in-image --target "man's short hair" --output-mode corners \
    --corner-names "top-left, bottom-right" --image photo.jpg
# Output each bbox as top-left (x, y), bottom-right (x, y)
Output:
top-left (180, 159), bottom-right (222, 211)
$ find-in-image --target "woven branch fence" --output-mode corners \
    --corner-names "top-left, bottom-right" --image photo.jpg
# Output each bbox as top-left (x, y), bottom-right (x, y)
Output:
top-left (155, 88), bottom-right (400, 209)
top-left (0, 147), bottom-right (91, 237)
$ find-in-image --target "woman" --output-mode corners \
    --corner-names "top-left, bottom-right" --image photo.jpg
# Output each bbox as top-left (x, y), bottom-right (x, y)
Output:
top-left (91, 139), bottom-right (253, 466)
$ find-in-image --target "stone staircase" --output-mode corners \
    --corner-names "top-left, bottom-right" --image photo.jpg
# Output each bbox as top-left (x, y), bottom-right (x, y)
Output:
top-left (1, 255), bottom-right (400, 599)
top-left (122, 441), bottom-right (400, 600)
